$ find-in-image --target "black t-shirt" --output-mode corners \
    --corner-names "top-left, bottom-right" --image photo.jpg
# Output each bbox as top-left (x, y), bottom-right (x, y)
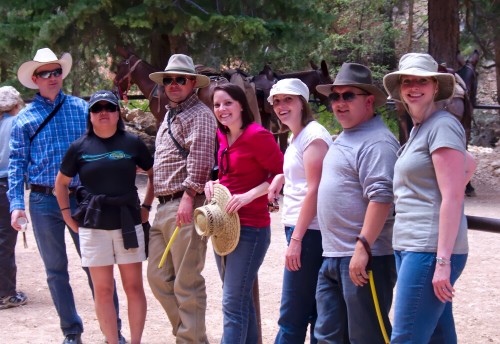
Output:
top-left (60, 131), bottom-right (154, 229)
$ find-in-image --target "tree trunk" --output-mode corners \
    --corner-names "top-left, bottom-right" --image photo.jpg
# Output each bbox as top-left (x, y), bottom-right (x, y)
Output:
top-left (496, 35), bottom-right (500, 105)
top-left (428, 0), bottom-right (460, 69)
top-left (150, 32), bottom-right (171, 70)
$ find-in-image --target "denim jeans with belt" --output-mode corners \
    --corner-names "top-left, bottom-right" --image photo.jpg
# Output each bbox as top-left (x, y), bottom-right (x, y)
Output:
top-left (29, 191), bottom-right (121, 336)
top-left (275, 227), bottom-right (323, 344)
top-left (0, 180), bottom-right (18, 297)
top-left (391, 251), bottom-right (468, 344)
top-left (215, 225), bottom-right (271, 344)
top-left (315, 255), bottom-right (396, 344)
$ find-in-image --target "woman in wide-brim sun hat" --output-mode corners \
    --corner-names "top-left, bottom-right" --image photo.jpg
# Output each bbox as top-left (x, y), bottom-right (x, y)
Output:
top-left (383, 53), bottom-right (477, 343)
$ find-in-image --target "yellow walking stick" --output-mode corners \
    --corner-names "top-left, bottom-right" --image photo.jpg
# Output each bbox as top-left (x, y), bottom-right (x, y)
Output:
top-left (357, 235), bottom-right (390, 344)
top-left (158, 225), bottom-right (180, 268)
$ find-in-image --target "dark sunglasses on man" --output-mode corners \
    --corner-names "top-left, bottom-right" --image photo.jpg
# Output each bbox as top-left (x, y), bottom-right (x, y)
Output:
top-left (163, 76), bottom-right (194, 86)
top-left (35, 68), bottom-right (63, 79)
top-left (90, 103), bottom-right (118, 113)
top-left (328, 91), bottom-right (369, 103)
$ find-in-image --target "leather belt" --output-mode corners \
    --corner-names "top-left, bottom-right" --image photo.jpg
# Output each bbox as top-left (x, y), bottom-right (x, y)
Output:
top-left (157, 191), bottom-right (185, 204)
top-left (157, 190), bottom-right (204, 204)
top-left (30, 184), bottom-right (76, 196)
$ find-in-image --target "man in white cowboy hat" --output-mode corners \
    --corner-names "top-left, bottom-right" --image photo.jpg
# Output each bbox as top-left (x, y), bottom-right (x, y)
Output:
top-left (145, 54), bottom-right (216, 343)
top-left (314, 63), bottom-right (399, 343)
top-left (8, 48), bottom-right (124, 344)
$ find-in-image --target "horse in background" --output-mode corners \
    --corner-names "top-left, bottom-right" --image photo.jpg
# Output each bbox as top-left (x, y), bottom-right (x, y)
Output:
top-left (252, 61), bottom-right (333, 152)
top-left (195, 66), bottom-right (262, 125)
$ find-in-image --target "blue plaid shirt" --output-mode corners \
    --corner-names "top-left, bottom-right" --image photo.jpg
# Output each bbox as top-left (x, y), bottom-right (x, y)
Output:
top-left (8, 90), bottom-right (88, 211)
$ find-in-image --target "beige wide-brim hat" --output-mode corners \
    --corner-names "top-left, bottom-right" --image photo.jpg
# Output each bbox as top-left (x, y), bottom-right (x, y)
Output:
top-left (316, 63), bottom-right (387, 108)
top-left (383, 53), bottom-right (456, 102)
top-left (149, 54), bottom-right (210, 89)
top-left (194, 184), bottom-right (240, 256)
top-left (17, 48), bottom-right (72, 90)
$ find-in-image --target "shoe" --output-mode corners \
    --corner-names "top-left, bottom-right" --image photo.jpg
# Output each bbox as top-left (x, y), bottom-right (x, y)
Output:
top-left (0, 291), bottom-right (28, 309)
top-left (63, 333), bottom-right (82, 344)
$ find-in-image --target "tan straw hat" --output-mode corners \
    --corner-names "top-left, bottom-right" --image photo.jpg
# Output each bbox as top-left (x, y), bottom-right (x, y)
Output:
top-left (194, 184), bottom-right (240, 256)
top-left (383, 53), bottom-right (456, 102)
top-left (316, 63), bottom-right (387, 108)
top-left (149, 54), bottom-right (210, 89)
top-left (17, 48), bottom-right (72, 90)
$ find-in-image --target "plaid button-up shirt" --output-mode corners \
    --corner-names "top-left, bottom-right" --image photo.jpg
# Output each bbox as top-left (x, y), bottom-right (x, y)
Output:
top-left (8, 91), bottom-right (87, 211)
top-left (153, 93), bottom-right (217, 196)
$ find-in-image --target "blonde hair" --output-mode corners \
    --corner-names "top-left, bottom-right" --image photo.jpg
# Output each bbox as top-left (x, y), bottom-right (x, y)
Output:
top-left (0, 86), bottom-right (23, 113)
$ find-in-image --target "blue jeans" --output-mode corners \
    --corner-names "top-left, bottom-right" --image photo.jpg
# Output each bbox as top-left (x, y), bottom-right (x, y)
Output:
top-left (315, 255), bottom-right (396, 344)
top-left (29, 192), bottom-right (121, 336)
top-left (0, 180), bottom-right (18, 297)
top-left (215, 225), bottom-right (271, 344)
top-left (391, 251), bottom-right (468, 344)
top-left (275, 227), bottom-right (323, 344)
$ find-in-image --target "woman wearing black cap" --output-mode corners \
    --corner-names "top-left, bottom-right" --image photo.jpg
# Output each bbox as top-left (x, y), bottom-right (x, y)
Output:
top-left (55, 90), bottom-right (154, 344)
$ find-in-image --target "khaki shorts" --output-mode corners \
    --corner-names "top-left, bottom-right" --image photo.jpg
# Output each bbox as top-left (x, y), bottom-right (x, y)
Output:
top-left (79, 224), bottom-right (146, 267)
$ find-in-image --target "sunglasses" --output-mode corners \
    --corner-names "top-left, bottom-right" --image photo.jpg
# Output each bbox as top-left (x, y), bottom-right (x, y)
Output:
top-left (90, 103), bottom-right (118, 113)
top-left (35, 68), bottom-right (63, 79)
top-left (220, 148), bottom-right (229, 175)
top-left (328, 91), bottom-right (369, 103)
top-left (268, 197), bottom-right (280, 213)
top-left (163, 76), bottom-right (194, 86)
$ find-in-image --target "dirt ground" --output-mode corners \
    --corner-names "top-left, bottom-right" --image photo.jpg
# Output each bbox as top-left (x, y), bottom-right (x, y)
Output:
top-left (1, 145), bottom-right (500, 344)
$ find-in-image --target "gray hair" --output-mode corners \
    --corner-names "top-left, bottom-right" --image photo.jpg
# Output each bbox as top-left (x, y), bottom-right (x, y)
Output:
top-left (0, 86), bottom-right (23, 113)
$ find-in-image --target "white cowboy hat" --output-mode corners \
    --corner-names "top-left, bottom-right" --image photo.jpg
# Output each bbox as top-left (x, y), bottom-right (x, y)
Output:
top-left (383, 53), bottom-right (456, 102)
top-left (149, 54), bottom-right (210, 89)
top-left (316, 63), bottom-right (387, 108)
top-left (17, 48), bottom-right (72, 90)
top-left (267, 78), bottom-right (310, 105)
top-left (194, 184), bottom-right (240, 256)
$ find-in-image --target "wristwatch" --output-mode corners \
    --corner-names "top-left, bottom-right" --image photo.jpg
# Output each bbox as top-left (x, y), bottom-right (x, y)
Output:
top-left (436, 257), bottom-right (450, 265)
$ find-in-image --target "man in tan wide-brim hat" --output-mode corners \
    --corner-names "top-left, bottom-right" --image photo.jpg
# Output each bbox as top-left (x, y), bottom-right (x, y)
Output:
top-left (144, 53), bottom-right (217, 343)
top-left (9, 48), bottom-right (124, 344)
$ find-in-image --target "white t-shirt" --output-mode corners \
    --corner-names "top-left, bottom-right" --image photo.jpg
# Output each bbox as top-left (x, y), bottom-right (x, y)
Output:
top-left (282, 121), bottom-right (333, 229)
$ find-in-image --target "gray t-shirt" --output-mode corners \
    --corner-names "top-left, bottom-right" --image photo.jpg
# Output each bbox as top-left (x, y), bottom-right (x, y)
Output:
top-left (393, 110), bottom-right (468, 254)
top-left (318, 115), bottom-right (399, 257)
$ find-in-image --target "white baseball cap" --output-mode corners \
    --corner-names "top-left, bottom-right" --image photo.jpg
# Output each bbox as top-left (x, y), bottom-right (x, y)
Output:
top-left (267, 78), bottom-right (309, 105)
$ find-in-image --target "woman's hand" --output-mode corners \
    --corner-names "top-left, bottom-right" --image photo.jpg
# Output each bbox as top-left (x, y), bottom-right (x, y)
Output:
top-left (204, 180), bottom-right (219, 202)
top-left (268, 174), bottom-right (284, 202)
top-left (433, 264), bottom-right (454, 303)
top-left (226, 192), bottom-right (253, 213)
top-left (285, 240), bottom-right (302, 271)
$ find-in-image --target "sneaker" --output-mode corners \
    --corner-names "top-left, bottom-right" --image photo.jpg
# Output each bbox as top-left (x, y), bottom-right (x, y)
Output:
top-left (0, 291), bottom-right (28, 310)
top-left (63, 333), bottom-right (82, 344)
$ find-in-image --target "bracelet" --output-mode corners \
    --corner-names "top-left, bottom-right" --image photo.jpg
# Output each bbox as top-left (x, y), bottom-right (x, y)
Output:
top-left (141, 204), bottom-right (152, 211)
top-left (60, 207), bottom-right (70, 211)
top-left (291, 236), bottom-right (302, 242)
top-left (356, 234), bottom-right (372, 257)
top-left (436, 257), bottom-right (451, 265)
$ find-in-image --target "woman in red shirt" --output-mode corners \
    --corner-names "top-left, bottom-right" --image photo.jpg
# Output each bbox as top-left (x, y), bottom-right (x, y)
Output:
top-left (205, 83), bottom-right (283, 343)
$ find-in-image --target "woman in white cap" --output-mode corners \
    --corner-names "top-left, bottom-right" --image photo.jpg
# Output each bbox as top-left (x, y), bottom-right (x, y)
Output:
top-left (55, 90), bottom-right (154, 344)
top-left (204, 83), bottom-right (283, 343)
top-left (267, 78), bottom-right (333, 343)
top-left (383, 53), bottom-right (476, 343)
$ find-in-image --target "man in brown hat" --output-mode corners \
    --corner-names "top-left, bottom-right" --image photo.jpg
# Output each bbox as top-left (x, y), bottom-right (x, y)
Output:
top-left (145, 54), bottom-right (217, 343)
top-left (314, 63), bottom-right (399, 343)
top-left (9, 47), bottom-right (123, 344)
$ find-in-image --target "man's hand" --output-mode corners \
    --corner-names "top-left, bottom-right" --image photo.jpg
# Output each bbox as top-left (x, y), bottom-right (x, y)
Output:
top-left (11, 209), bottom-right (27, 231)
top-left (177, 193), bottom-right (195, 226)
